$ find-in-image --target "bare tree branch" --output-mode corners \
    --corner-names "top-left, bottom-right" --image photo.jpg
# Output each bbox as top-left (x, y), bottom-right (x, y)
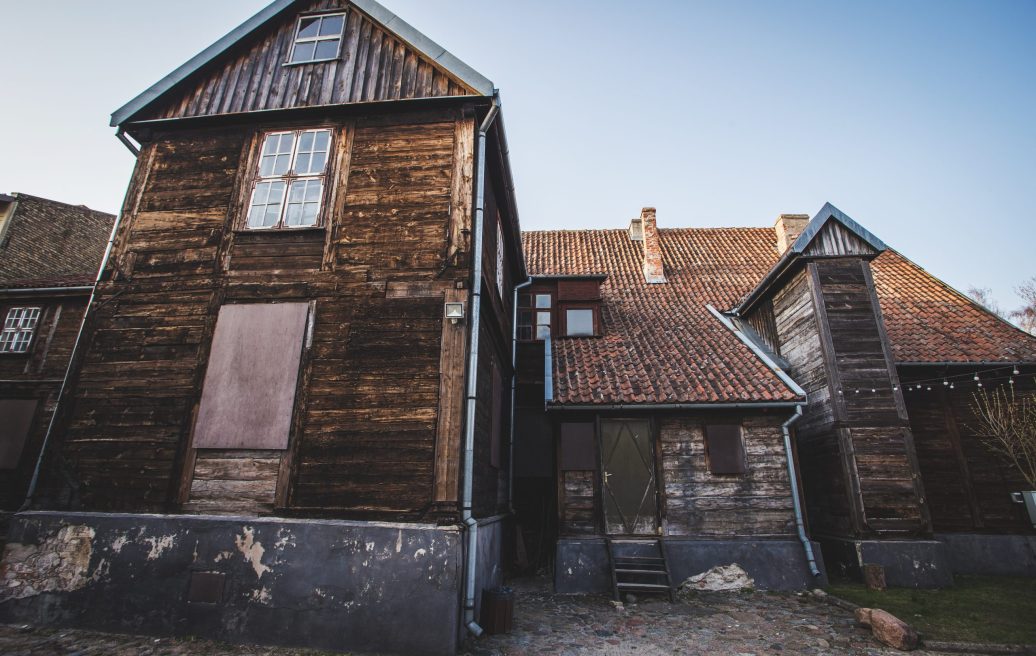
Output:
top-left (969, 384), bottom-right (1036, 489)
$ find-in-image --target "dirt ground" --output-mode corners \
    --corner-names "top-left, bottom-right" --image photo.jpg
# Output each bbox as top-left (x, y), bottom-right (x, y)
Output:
top-left (0, 577), bottom-right (967, 655)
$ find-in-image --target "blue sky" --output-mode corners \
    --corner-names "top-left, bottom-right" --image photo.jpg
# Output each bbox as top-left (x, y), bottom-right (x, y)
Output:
top-left (2, 0), bottom-right (1033, 310)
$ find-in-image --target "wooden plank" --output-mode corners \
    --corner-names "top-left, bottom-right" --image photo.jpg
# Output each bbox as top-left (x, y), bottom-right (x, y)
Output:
top-left (432, 288), bottom-right (466, 508)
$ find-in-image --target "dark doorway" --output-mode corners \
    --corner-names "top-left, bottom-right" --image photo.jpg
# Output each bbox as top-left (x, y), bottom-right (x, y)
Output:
top-left (599, 419), bottom-right (659, 535)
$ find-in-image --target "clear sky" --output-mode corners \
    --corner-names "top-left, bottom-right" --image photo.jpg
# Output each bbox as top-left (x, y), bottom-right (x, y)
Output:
top-left (2, 1), bottom-right (1033, 311)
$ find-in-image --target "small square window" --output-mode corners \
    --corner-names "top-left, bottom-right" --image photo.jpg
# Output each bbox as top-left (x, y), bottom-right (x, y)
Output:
top-left (288, 13), bottom-right (345, 64)
top-left (535, 294), bottom-right (551, 309)
top-left (0, 307), bottom-right (41, 354)
top-left (565, 309), bottom-right (594, 337)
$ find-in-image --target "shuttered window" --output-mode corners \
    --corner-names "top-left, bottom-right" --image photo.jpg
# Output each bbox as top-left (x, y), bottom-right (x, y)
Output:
top-left (704, 424), bottom-right (746, 474)
top-left (193, 303), bottom-right (310, 450)
top-left (560, 422), bottom-right (597, 470)
top-left (0, 398), bottom-right (38, 469)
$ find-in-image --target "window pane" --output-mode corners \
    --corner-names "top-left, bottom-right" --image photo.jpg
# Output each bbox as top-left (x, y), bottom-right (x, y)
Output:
top-left (294, 129), bottom-right (330, 175)
top-left (535, 294), bottom-right (551, 308)
top-left (314, 39), bottom-right (339, 60)
top-left (518, 294), bottom-right (531, 308)
top-left (298, 131), bottom-right (313, 151)
top-left (291, 41), bottom-right (316, 63)
top-left (297, 17), bottom-right (320, 39)
top-left (247, 181), bottom-right (285, 228)
top-left (566, 309), bottom-right (594, 336)
top-left (518, 310), bottom-right (532, 326)
top-left (536, 311), bottom-right (550, 326)
top-left (284, 180), bottom-right (322, 227)
top-left (319, 14), bottom-right (344, 36)
top-left (294, 153), bottom-right (311, 174)
top-left (535, 325), bottom-right (551, 340)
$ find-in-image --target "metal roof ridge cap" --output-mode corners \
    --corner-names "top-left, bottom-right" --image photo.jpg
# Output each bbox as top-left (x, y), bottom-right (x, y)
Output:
top-left (111, 0), bottom-right (299, 126)
top-left (790, 201), bottom-right (888, 254)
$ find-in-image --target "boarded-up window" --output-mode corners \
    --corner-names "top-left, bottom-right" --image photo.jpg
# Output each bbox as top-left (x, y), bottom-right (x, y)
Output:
top-left (705, 424), bottom-right (746, 474)
top-left (194, 303), bottom-right (309, 450)
top-left (560, 422), bottom-right (597, 470)
top-left (0, 399), bottom-right (38, 469)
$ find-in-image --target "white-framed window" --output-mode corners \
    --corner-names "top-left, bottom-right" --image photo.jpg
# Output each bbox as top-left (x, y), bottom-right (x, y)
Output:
top-left (247, 129), bottom-right (332, 230)
top-left (535, 294), bottom-right (552, 340)
top-left (288, 13), bottom-right (346, 64)
top-left (0, 307), bottom-right (41, 354)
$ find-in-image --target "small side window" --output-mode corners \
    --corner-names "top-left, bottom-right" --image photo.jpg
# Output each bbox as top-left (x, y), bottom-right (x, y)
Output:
top-left (704, 424), bottom-right (746, 474)
top-left (288, 13), bottom-right (346, 64)
top-left (0, 307), bottom-right (41, 354)
top-left (565, 308), bottom-right (594, 337)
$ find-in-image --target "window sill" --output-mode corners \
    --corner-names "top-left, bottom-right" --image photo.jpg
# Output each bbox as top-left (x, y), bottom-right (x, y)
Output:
top-left (234, 226), bottom-right (326, 236)
top-left (281, 58), bottom-right (339, 67)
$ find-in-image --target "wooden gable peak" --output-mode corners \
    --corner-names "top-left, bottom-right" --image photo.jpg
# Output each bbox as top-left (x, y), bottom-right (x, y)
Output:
top-left (791, 202), bottom-right (887, 258)
top-left (110, 0), bottom-right (494, 127)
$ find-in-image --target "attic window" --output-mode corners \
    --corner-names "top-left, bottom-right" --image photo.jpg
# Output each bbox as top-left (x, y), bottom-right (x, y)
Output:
top-left (288, 13), bottom-right (345, 64)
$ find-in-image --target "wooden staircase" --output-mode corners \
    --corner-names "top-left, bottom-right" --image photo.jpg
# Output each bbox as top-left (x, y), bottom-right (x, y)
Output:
top-left (606, 538), bottom-right (675, 602)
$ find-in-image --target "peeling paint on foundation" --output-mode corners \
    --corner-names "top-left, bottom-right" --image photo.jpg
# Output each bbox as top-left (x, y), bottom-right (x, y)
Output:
top-left (144, 534), bottom-right (176, 561)
top-left (234, 527), bottom-right (270, 579)
top-left (0, 525), bottom-right (103, 600)
top-left (110, 535), bottom-right (128, 554)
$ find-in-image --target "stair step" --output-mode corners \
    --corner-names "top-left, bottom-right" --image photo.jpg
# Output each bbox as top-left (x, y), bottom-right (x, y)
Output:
top-left (617, 582), bottom-right (671, 591)
top-left (615, 568), bottom-right (668, 575)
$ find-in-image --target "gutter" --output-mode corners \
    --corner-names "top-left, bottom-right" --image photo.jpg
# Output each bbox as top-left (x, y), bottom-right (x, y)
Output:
top-left (460, 93), bottom-right (500, 638)
top-left (508, 277), bottom-right (533, 513)
top-left (19, 147), bottom-right (142, 511)
top-left (545, 400), bottom-right (803, 411)
top-left (706, 304), bottom-right (807, 398)
top-left (0, 286), bottom-right (93, 295)
top-left (782, 405), bottom-right (821, 577)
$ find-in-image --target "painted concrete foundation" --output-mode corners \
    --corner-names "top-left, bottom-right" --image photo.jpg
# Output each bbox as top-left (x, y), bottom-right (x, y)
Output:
top-left (0, 511), bottom-right (478, 655)
top-left (937, 533), bottom-right (1036, 577)
top-left (554, 538), bottom-right (827, 594)
top-left (817, 537), bottom-right (954, 588)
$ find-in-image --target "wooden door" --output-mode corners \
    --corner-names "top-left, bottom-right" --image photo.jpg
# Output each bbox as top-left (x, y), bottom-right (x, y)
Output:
top-left (599, 419), bottom-right (659, 535)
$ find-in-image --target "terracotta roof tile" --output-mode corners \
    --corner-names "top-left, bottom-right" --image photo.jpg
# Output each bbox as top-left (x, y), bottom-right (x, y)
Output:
top-left (523, 227), bottom-right (1036, 407)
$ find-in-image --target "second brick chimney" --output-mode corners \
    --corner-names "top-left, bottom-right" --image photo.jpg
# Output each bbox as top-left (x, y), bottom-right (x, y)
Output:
top-left (639, 207), bottom-right (666, 284)
top-left (774, 213), bottom-right (809, 254)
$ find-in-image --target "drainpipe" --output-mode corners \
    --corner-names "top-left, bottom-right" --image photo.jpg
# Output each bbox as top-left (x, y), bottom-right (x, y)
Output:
top-left (461, 93), bottom-right (500, 638)
top-left (508, 277), bottom-right (533, 513)
top-left (782, 405), bottom-right (821, 577)
top-left (19, 144), bottom-right (140, 511)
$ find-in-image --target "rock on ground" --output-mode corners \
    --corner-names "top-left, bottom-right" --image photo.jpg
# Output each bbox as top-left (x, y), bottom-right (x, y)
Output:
top-left (680, 563), bottom-right (755, 592)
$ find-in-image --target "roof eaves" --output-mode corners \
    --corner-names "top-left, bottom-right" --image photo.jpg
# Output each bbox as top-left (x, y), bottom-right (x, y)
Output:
top-left (111, 0), bottom-right (300, 127)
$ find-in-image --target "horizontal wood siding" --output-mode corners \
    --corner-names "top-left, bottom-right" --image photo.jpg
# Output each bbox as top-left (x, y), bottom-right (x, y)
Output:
top-left (560, 470), bottom-right (596, 534)
top-left (660, 415), bottom-right (796, 538)
top-left (184, 449), bottom-right (280, 515)
top-left (139, 0), bottom-right (475, 123)
top-left (771, 268), bottom-right (853, 536)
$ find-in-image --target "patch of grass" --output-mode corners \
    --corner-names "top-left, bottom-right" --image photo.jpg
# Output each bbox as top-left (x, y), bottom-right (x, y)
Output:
top-left (827, 575), bottom-right (1036, 644)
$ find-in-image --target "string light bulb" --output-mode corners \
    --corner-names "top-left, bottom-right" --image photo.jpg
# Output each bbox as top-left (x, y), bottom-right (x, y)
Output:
top-left (1013, 366), bottom-right (1020, 376)
top-left (974, 373), bottom-right (981, 382)
top-left (943, 379), bottom-right (949, 386)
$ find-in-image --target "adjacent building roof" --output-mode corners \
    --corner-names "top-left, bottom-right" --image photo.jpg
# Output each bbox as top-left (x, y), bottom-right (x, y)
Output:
top-left (0, 193), bottom-right (115, 289)
top-left (523, 225), bottom-right (1036, 407)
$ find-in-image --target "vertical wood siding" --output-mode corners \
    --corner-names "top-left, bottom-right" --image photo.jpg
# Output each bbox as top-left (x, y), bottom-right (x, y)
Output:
top-left (139, 0), bottom-right (474, 123)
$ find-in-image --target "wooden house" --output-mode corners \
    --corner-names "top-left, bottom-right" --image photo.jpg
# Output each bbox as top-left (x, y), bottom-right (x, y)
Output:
top-left (516, 204), bottom-right (1036, 595)
top-left (0, 2), bottom-right (523, 654)
top-left (0, 193), bottom-right (114, 513)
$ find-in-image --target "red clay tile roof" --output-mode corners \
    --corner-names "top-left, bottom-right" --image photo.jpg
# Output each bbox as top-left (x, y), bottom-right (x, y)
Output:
top-left (872, 251), bottom-right (1036, 363)
top-left (524, 228), bottom-right (800, 406)
top-left (522, 227), bottom-right (1036, 406)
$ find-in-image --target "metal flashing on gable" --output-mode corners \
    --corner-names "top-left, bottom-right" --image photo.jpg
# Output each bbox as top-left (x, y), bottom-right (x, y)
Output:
top-left (791, 202), bottom-right (887, 255)
top-left (111, 0), bottom-right (494, 127)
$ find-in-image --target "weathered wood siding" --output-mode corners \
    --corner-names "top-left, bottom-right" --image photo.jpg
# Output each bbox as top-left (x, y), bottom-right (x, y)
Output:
top-left (769, 268), bottom-right (853, 537)
top-left (0, 298), bottom-right (87, 509)
top-left (905, 375), bottom-right (1035, 535)
top-left (139, 0), bottom-right (474, 123)
top-left (660, 414), bottom-right (797, 538)
top-left (39, 106), bottom-right (501, 519)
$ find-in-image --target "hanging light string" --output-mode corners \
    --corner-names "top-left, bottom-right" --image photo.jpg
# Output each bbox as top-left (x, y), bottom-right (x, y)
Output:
top-left (833, 363), bottom-right (1027, 395)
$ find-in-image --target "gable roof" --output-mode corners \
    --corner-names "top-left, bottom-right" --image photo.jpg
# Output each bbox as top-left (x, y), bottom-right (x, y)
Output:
top-left (0, 193), bottom-right (116, 289)
top-left (791, 202), bottom-right (887, 255)
top-left (111, 0), bottom-right (494, 127)
top-left (523, 225), bottom-right (1036, 407)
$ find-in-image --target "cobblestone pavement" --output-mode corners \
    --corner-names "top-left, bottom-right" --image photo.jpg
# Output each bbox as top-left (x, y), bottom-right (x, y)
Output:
top-left (0, 578), bottom-right (962, 655)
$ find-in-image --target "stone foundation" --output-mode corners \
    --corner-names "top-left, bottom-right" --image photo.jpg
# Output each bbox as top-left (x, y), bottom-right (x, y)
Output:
top-left (554, 537), bottom-right (827, 594)
top-left (816, 537), bottom-right (954, 587)
top-left (936, 533), bottom-right (1036, 577)
top-left (0, 511), bottom-right (504, 655)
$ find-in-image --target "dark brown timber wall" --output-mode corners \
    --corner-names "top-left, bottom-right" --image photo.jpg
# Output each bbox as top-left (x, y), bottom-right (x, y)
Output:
top-left (38, 107), bottom-right (491, 519)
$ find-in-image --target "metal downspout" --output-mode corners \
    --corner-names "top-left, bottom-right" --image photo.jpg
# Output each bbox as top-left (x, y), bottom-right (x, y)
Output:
top-left (19, 147), bottom-right (140, 511)
top-left (782, 405), bottom-right (821, 577)
top-left (508, 277), bottom-right (533, 513)
top-left (462, 94), bottom-right (500, 638)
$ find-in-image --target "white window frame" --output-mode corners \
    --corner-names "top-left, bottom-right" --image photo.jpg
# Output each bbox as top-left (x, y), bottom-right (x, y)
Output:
top-left (286, 13), bottom-right (346, 65)
top-left (246, 128), bottom-right (333, 230)
top-left (0, 307), bottom-right (41, 354)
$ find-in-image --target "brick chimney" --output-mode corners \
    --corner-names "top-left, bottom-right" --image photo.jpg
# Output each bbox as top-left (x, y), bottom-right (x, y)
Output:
top-left (774, 213), bottom-right (809, 254)
top-left (639, 207), bottom-right (666, 284)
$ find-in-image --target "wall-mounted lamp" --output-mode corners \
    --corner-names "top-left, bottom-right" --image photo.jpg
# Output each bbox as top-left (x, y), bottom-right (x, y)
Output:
top-left (445, 301), bottom-right (465, 324)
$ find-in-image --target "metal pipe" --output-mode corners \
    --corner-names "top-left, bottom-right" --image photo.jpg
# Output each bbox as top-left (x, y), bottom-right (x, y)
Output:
top-left (19, 145), bottom-right (141, 512)
top-left (543, 333), bottom-right (553, 404)
top-left (545, 400), bottom-right (804, 412)
top-left (781, 405), bottom-right (821, 577)
top-left (461, 94), bottom-right (500, 638)
top-left (508, 277), bottom-right (533, 513)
